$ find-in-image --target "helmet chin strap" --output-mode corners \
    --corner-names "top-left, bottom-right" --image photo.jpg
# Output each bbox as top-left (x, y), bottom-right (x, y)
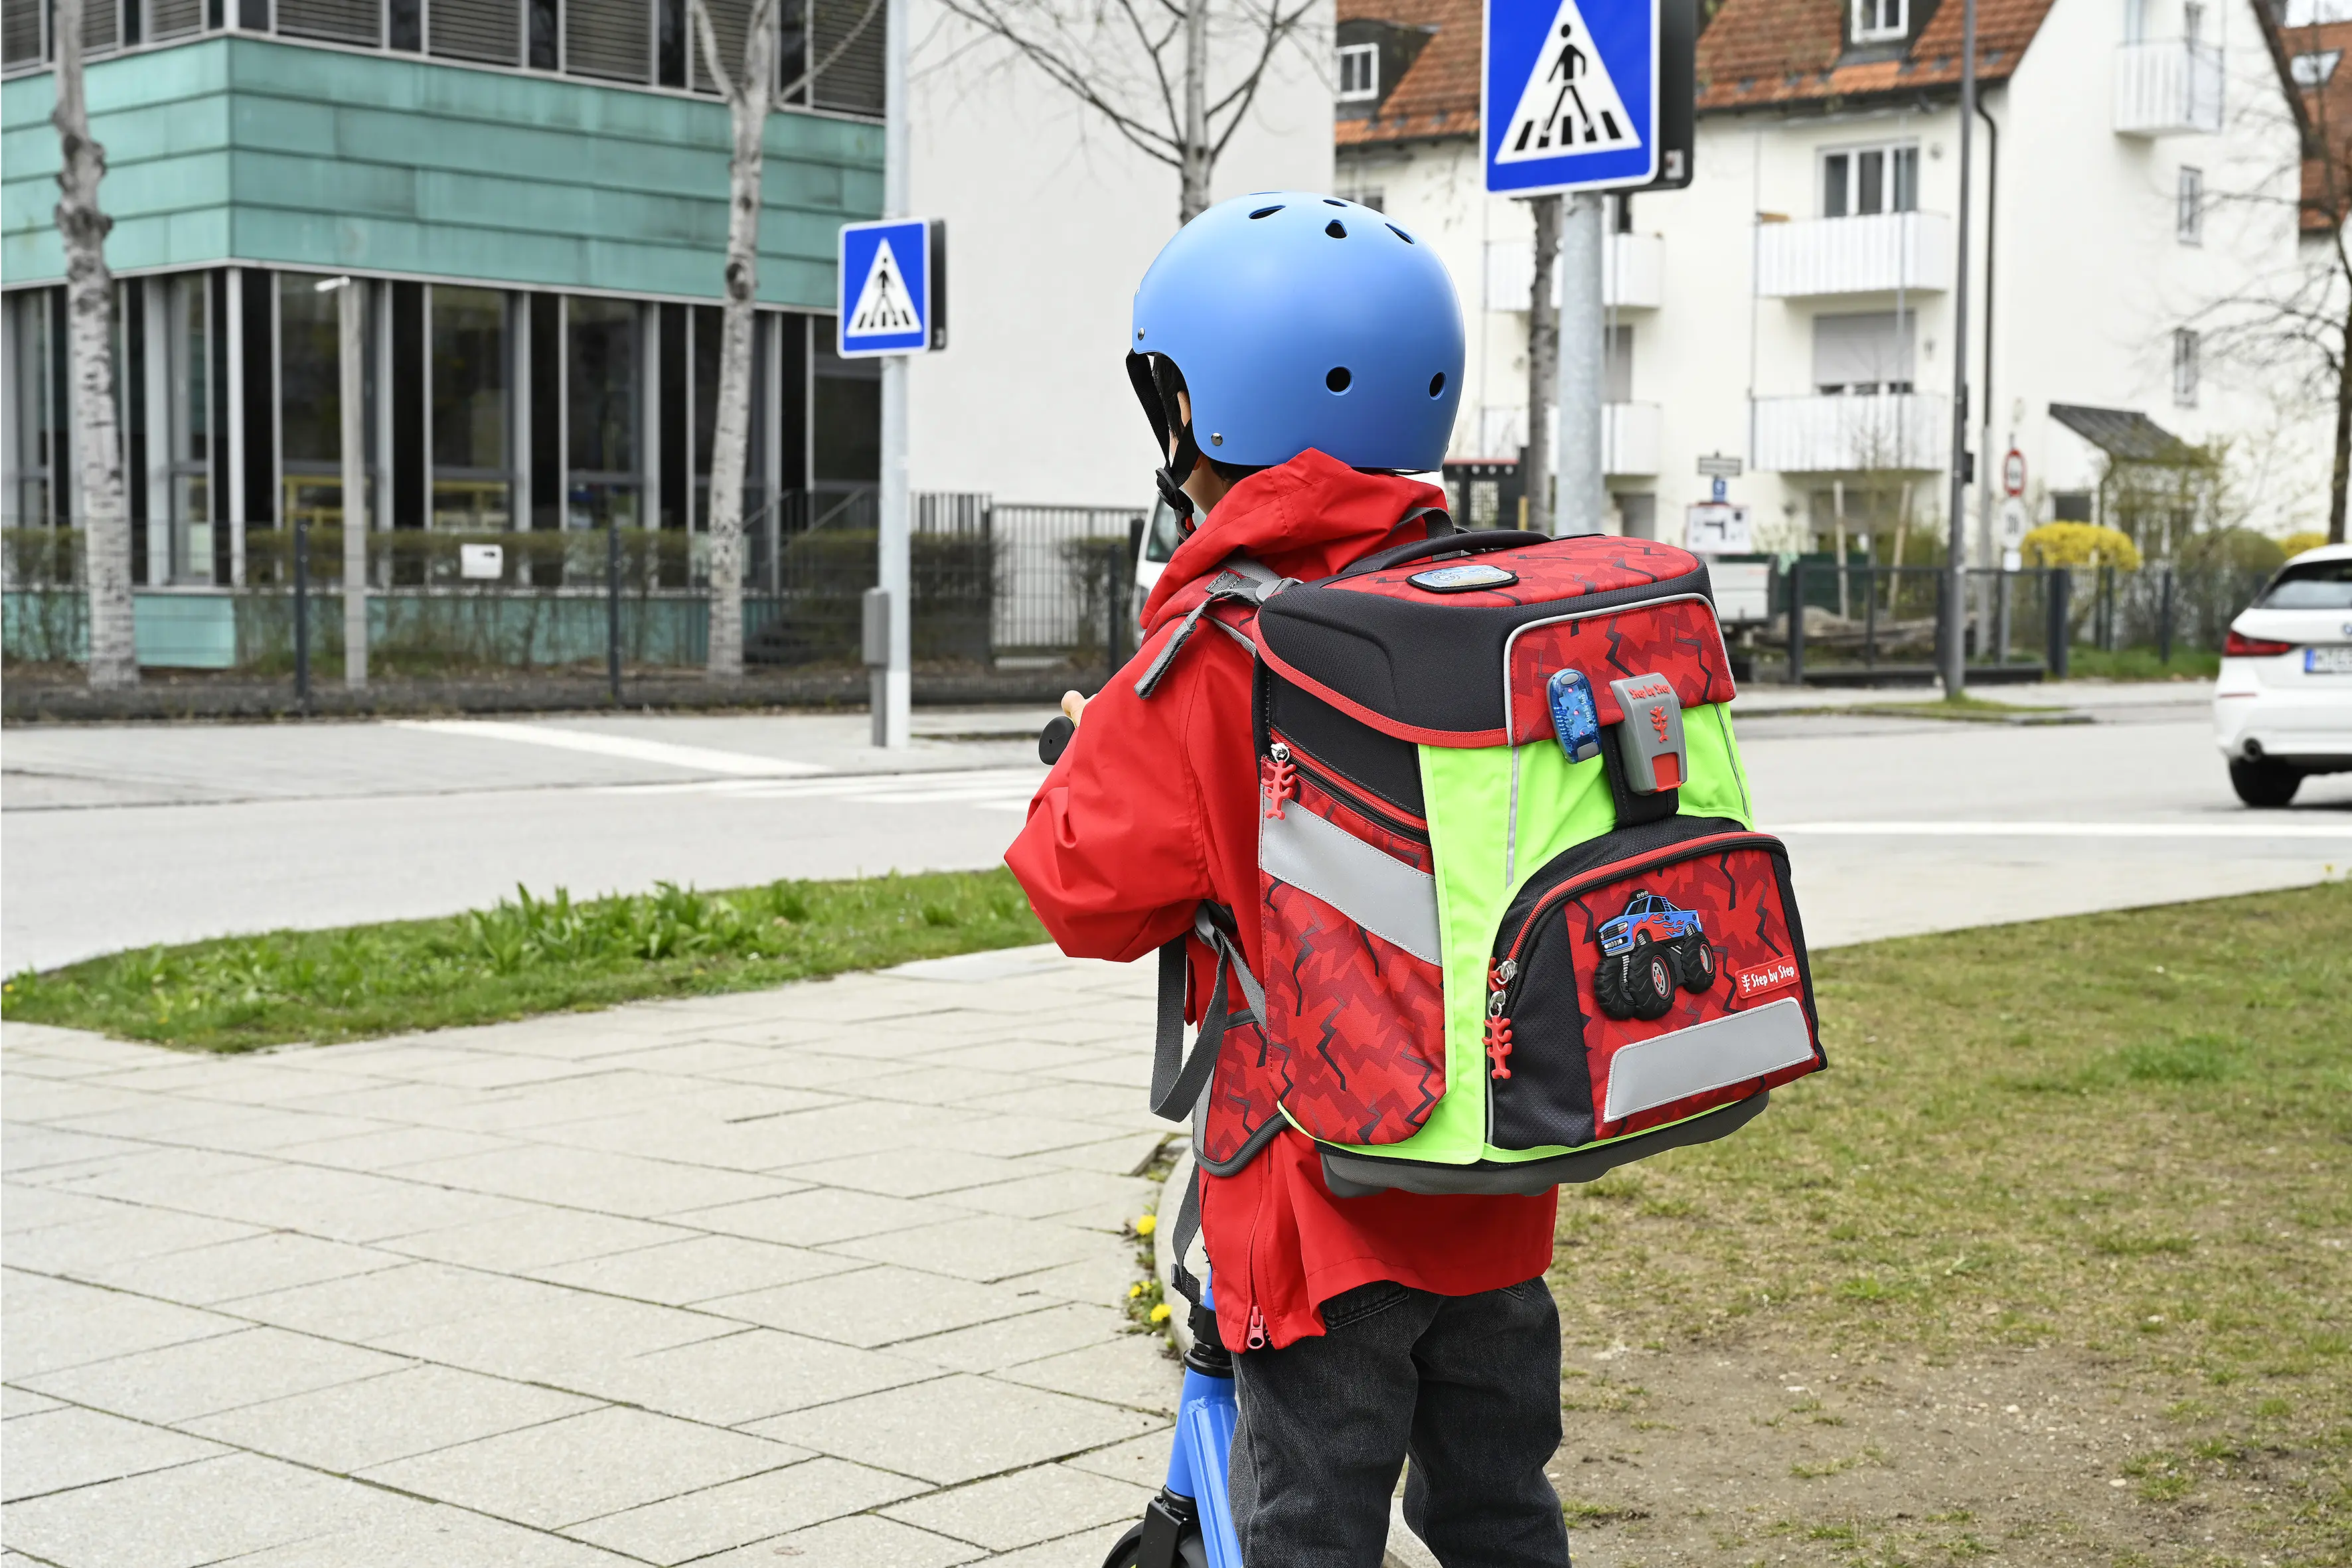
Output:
top-left (1127, 351), bottom-right (1202, 533)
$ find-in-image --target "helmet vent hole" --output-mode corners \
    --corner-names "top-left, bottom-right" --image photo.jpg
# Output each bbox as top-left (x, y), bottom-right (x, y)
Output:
top-left (1325, 219), bottom-right (1347, 238)
top-left (1326, 366), bottom-right (1352, 393)
top-left (1429, 372), bottom-right (1447, 398)
top-left (1324, 197), bottom-right (1347, 206)
top-left (1249, 205), bottom-right (1284, 219)
top-left (1388, 224), bottom-right (1415, 244)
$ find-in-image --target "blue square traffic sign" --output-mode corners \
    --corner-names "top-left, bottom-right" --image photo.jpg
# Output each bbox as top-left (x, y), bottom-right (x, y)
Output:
top-left (838, 218), bottom-right (937, 358)
top-left (1482, 0), bottom-right (1658, 196)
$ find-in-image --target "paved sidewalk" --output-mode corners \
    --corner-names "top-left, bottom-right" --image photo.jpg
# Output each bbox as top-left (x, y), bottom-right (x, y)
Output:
top-left (1, 948), bottom-right (1182, 1567)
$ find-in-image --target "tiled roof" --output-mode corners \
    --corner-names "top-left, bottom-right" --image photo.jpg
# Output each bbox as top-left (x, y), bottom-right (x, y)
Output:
top-left (1335, 0), bottom-right (2063, 151)
top-left (1695, 0), bottom-right (2057, 112)
top-left (2049, 404), bottom-right (2193, 464)
top-left (1336, 0), bottom-right (1480, 146)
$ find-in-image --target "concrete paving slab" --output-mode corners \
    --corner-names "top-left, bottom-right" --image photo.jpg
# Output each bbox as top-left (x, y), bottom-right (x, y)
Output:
top-left (203, 1502), bottom-right (633, 1568)
top-left (0, 1206), bottom-right (264, 1277)
top-left (570, 1327), bottom-right (940, 1426)
top-left (1, 1406), bottom-right (226, 1502)
top-left (982, 1522), bottom-right (1138, 1568)
top-left (528, 1233), bottom-right (870, 1304)
top-left (826, 1215), bottom-right (1107, 1284)
top-left (0, 1269), bottom-right (245, 1381)
top-left (1060, 1431), bottom-right (1174, 1490)
top-left (785, 1146), bottom-right (1042, 1199)
top-left (271, 1125), bottom-right (520, 1170)
top-left (363, 1291), bottom-right (738, 1383)
top-left (674, 1187), bottom-right (969, 1247)
top-left (883, 1462), bottom-right (1158, 1552)
top-left (226, 1260), bottom-right (584, 1342)
top-left (943, 1168), bottom-right (1156, 1227)
top-left (143, 1164), bottom-right (538, 1243)
top-left (392, 1142), bottom-right (795, 1217)
top-left (747, 1373), bottom-right (1160, 1486)
top-left (376, 1204), bottom-right (699, 1273)
top-left (16, 1325), bottom-right (412, 1425)
top-left (0, 1450), bottom-right (396, 1568)
top-left (1, 1123), bottom-right (153, 1172)
top-left (69, 1229), bottom-right (402, 1306)
top-left (179, 1361), bottom-right (602, 1473)
top-left (896, 1304), bottom-right (1135, 1374)
top-left (360, 1405), bottom-right (804, 1530)
top-left (562, 1455), bottom-right (929, 1564)
top-left (696, 1511), bottom-right (984, 1567)
top-left (701, 1265), bottom-right (1050, 1349)
top-left (1, 1385), bottom-right (65, 1416)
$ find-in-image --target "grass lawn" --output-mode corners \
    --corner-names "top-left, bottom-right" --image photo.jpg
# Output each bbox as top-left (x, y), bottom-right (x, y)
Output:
top-left (1, 870), bottom-right (1046, 1052)
top-left (1842, 694), bottom-right (2078, 725)
top-left (1543, 881), bottom-right (2351, 1567)
top-left (2065, 647), bottom-right (2223, 681)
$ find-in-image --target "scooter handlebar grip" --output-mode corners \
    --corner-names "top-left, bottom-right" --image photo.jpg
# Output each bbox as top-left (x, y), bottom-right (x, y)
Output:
top-left (1038, 715), bottom-right (1076, 765)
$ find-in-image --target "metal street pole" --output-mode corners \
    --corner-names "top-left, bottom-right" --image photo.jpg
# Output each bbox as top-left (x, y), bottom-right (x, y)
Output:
top-left (1940, 0), bottom-right (1978, 697)
top-left (874, 0), bottom-right (913, 748)
top-left (1557, 193), bottom-right (1606, 536)
top-left (321, 277), bottom-right (369, 688)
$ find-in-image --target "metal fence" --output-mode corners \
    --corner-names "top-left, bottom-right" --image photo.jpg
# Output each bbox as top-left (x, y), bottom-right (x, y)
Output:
top-left (3, 493), bottom-right (1148, 686)
top-left (1753, 556), bottom-right (2272, 685)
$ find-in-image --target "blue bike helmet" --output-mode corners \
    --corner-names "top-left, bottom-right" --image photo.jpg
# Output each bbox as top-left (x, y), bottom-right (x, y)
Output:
top-left (1127, 192), bottom-right (1464, 518)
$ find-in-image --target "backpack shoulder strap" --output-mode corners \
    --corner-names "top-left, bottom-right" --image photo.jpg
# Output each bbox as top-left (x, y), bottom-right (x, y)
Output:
top-left (1149, 902), bottom-right (1267, 1125)
top-left (1133, 554), bottom-right (1296, 700)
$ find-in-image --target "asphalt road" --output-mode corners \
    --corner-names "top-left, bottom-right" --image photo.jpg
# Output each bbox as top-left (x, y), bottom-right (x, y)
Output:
top-left (5, 688), bottom-right (2347, 973)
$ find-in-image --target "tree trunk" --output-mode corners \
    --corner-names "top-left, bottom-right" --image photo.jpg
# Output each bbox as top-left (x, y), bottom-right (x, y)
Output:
top-left (695, 0), bottom-right (776, 679)
top-left (51, 0), bottom-right (136, 690)
top-left (1179, 0), bottom-right (1210, 222)
top-left (2331, 283), bottom-right (2351, 545)
top-left (1523, 195), bottom-right (1561, 534)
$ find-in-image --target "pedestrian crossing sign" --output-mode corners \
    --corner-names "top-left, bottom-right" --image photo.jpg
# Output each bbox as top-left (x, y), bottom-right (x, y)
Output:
top-left (838, 218), bottom-right (945, 358)
top-left (1483, 0), bottom-right (1658, 196)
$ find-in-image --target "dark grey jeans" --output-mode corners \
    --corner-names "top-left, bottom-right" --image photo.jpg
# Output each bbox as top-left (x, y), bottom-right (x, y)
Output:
top-left (1227, 1277), bottom-right (1572, 1568)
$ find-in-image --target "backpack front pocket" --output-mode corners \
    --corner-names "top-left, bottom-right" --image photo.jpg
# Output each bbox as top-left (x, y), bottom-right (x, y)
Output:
top-left (1486, 820), bottom-right (1822, 1151)
top-left (1259, 741), bottom-right (1447, 1146)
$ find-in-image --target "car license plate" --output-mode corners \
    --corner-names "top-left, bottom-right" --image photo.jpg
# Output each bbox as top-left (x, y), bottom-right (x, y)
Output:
top-left (2308, 646), bottom-right (2352, 674)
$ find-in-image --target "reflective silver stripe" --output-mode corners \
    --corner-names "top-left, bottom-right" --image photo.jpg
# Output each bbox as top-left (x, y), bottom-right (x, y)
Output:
top-left (1260, 804), bottom-right (1442, 967)
top-left (1601, 996), bottom-right (1814, 1122)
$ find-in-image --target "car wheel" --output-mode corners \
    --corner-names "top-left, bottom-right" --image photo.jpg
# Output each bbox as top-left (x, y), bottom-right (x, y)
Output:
top-left (1100, 1521), bottom-right (1211, 1568)
top-left (1674, 935), bottom-right (1717, 993)
top-left (1630, 939), bottom-right (1677, 1021)
top-left (2229, 758), bottom-right (2301, 808)
top-left (1593, 951), bottom-right (1640, 1020)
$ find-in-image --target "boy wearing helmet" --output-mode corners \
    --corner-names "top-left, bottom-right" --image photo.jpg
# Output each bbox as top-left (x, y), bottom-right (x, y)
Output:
top-left (1007, 195), bottom-right (1573, 1568)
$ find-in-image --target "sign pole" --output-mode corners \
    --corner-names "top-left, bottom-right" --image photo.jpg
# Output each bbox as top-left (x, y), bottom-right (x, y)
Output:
top-left (1556, 193), bottom-right (1605, 536)
top-left (1940, 0), bottom-right (1978, 698)
top-left (875, 0), bottom-right (913, 749)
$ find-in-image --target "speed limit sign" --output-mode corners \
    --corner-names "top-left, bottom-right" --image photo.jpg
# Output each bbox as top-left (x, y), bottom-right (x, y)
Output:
top-left (2002, 448), bottom-right (2026, 499)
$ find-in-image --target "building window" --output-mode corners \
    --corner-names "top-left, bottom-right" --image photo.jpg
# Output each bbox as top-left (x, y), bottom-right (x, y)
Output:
top-left (160, 274), bottom-right (214, 582)
top-left (1813, 311), bottom-right (1917, 395)
top-left (2292, 50), bottom-right (2341, 88)
top-left (1851, 0), bottom-right (1905, 42)
top-left (1337, 42), bottom-right (1377, 101)
top-left (3, 290), bottom-right (62, 527)
top-left (1822, 143), bottom-right (1918, 218)
top-left (429, 285), bottom-right (512, 529)
top-left (2176, 167), bottom-right (2202, 244)
top-left (567, 296), bottom-right (642, 530)
top-left (2172, 329), bottom-right (2199, 408)
top-left (277, 274), bottom-right (363, 533)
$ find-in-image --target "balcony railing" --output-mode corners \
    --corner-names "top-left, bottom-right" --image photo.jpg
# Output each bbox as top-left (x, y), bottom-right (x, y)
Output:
top-left (1750, 392), bottom-right (1948, 473)
top-left (1605, 402), bottom-right (1660, 475)
top-left (1482, 233), bottom-right (1665, 311)
top-left (2114, 40), bottom-right (2223, 136)
top-left (1754, 212), bottom-right (1954, 298)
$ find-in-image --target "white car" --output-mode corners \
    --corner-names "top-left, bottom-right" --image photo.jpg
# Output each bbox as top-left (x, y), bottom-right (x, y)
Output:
top-left (1131, 495), bottom-right (1184, 631)
top-left (2214, 542), bottom-right (2352, 807)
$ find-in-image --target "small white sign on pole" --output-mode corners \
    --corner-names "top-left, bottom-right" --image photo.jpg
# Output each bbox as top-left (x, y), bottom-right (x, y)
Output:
top-left (1683, 501), bottom-right (1751, 554)
top-left (1710, 561), bottom-right (1770, 624)
top-left (459, 543), bottom-right (504, 580)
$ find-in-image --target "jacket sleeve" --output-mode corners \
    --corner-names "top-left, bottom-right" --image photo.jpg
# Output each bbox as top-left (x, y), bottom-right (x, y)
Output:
top-left (1004, 634), bottom-right (1214, 966)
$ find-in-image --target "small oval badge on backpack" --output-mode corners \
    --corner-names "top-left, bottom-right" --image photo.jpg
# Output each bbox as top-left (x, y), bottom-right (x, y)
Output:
top-left (1407, 562), bottom-right (1518, 593)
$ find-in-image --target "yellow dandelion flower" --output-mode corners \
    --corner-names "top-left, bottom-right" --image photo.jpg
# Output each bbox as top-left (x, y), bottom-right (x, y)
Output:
top-left (1149, 1302), bottom-right (1172, 1324)
top-left (1135, 1214), bottom-right (1157, 1236)
top-left (1129, 1282), bottom-right (1144, 1298)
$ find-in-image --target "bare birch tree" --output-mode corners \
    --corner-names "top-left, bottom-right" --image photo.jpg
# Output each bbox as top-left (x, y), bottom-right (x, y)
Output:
top-left (690, 0), bottom-right (885, 678)
top-left (928, 0), bottom-right (1321, 224)
top-left (50, 0), bottom-right (136, 690)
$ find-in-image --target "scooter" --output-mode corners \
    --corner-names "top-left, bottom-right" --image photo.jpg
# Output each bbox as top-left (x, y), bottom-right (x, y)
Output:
top-left (1101, 1265), bottom-right (1243, 1568)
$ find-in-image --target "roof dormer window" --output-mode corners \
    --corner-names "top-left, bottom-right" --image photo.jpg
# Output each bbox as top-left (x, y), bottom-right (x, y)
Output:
top-left (1338, 42), bottom-right (1379, 102)
top-left (1851, 0), bottom-right (1906, 43)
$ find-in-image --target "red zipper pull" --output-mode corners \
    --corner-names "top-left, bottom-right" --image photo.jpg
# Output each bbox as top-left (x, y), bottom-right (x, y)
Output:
top-left (1246, 1305), bottom-right (1267, 1350)
top-left (1265, 742), bottom-right (1298, 820)
top-left (1485, 959), bottom-right (1517, 1079)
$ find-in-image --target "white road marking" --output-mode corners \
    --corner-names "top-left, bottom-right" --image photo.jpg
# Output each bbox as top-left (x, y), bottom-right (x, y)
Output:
top-left (1774, 819), bottom-right (2352, 839)
top-left (391, 719), bottom-right (831, 777)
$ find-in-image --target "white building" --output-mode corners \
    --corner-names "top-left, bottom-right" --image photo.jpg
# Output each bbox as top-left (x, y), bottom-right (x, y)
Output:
top-left (906, 3), bottom-right (1336, 509)
top-left (1337, 0), bottom-right (2323, 552)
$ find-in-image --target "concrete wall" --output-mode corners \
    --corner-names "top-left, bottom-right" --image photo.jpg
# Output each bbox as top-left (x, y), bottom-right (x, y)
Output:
top-left (902, 1), bottom-right (1336, 508)
top-left (0, 38), bottom-right (881, 307)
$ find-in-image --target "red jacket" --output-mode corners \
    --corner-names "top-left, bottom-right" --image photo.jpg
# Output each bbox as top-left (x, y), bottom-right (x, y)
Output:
top-left (1005, 451), bottom-right (1557, 1352)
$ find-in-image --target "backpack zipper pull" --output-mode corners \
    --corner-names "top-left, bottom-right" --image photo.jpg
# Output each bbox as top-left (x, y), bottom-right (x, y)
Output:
top-left (1265, 742), bottom-right (1298, 820)
top-left (1246, 1305), bottom-right (1267, 1350)
top-left (1485, 960), bottom-right (1516, 1079)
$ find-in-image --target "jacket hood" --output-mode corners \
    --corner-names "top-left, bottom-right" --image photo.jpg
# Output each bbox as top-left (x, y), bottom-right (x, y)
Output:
top-left (1140, 449), bottom-right (1450, 631)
